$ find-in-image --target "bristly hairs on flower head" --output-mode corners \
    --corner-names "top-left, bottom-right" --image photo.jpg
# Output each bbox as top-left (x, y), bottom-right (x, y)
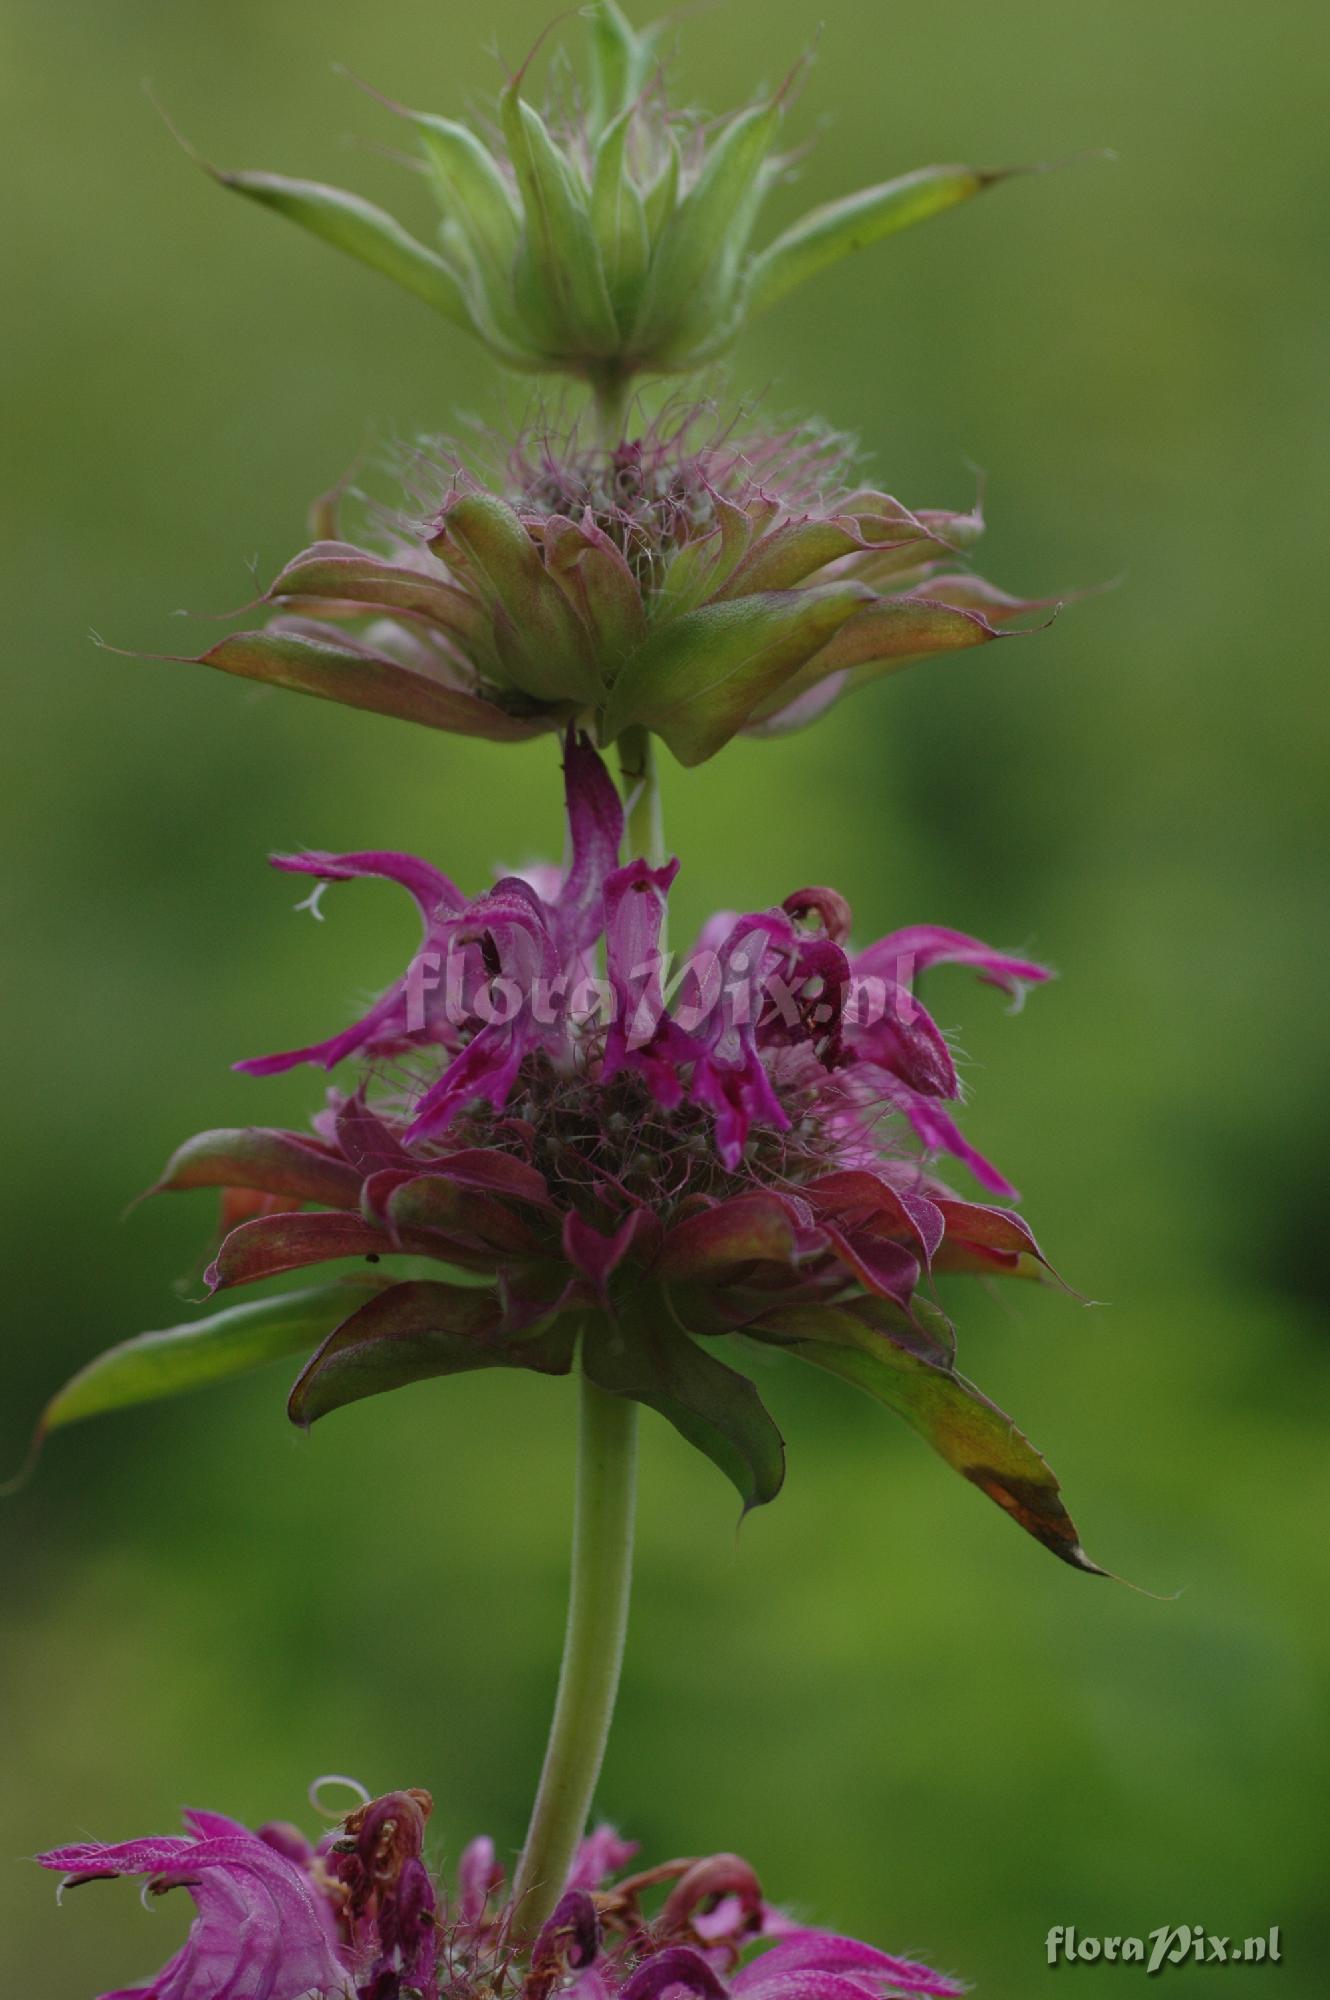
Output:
top-left (174, 399), bottom-right (1059, 764)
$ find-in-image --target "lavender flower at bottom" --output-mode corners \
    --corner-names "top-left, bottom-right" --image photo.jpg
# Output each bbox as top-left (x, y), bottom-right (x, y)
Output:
top-left (40, 1788), bottom-right (965, 2000)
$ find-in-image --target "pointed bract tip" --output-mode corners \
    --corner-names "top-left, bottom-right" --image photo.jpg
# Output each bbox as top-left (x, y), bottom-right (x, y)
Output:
top-left (0, 1424), bottom-right (47, 1498)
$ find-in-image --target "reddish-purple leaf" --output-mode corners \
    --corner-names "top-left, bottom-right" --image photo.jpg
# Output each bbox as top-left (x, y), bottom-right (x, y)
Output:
top-left (152, 1127), bottom-right (360, 1210)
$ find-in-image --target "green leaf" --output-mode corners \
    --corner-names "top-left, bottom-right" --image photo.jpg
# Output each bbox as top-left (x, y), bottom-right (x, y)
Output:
top-left (591, 110), bottom-right (652, 328)
top-left (184, 628), bottom-right (550, 740)
top-left (288, 1280), bottom-right (575, 1427)
top-left (603, 584), bottom-right (869, 764)
top-left (583, 1291), bottom-right (785, 1514)
top-left (212, 169), bottom-right (476, 329)
top-left (755, 1297), bottom-right (1104, 1573)
top-left (747, 163), bottom-right (1002, 316)
top-left (746, 596), bottom-right (1005, 724)
top-left (409, 115), bottom-right (522, 291)
top-left (632, 98), bottom-right (784, 361)
top-left (265, 542), bottom-right (497, 657)
top-left (501, 89), bottom-right (620, 357)
top-left (585, 1), bottom-right (658, 138)
top-left (440, 496), bottom-right (602, 702)
top-left (712, 518), bottom-right (866, 598)
top-left (16, 1281), bottom-right (387, 1475)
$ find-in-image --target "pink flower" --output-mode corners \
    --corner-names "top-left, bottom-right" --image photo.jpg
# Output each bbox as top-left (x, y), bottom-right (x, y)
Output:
top-left (38, 1810), bottom-right (351, 2000)
top-left (41, 1799), bottom-right (964, 2000)
top-left (137, 734), bottom-right (1099, 1573)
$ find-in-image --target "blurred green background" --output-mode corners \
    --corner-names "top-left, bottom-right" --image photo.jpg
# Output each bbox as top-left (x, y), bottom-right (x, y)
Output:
top-left (4, 0), bottom-right (1327, 1992)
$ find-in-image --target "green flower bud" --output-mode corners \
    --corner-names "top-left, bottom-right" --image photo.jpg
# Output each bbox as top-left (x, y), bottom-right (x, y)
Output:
top-left (203, 4), bottom-right (1026, 403)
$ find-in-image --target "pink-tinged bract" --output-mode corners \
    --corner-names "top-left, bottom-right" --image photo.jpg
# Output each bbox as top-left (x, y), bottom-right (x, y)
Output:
top-left (180, 415), bottom-right (1056, 765)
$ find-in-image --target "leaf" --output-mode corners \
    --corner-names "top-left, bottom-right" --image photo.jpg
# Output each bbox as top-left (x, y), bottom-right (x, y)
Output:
top-left (408, 115), bottom-right (522, 292)
top-left (152, 1127), bottom-right (361, 1210)
top-left (747, 164), bottom-right (1002, 315)
top-left (501, 90), bottom-right (620, 357)
top-left (384, 1174), bottom-right (541, 1258)
top-left (583, 1290), bottom-right (785, 1514)
top-left (656, 1195), bottom-right (796, 1281)
top-left (754, 1298), bottom-right (1104, 1572)
top-left (440, 496), bottom-right (601, 702)
top-left (585, 1), bottom-right (658, 137)
top-left (711, 519), bottom-right (866, 599)
top-left (288, 1280), bottom-right (575, 1426)
top-left (185, 628), bottom-right (549, 740)
top-left (632, 98), bottom-right (784, 361)
top-left (746, 596), bottom-right (1005, 724)
top-left (265, 541), bottom-right (495, 653)
top-left (591, 110), bottom-right (652, 327)
top-left (212, 169), bottom-right (476, 328)
top-left (603, 584), bottom-right (868, 765)
top-left (206, 1211), bottom-right (389, 1292)
top-left (16, 1282), bottom-right (388, 1473)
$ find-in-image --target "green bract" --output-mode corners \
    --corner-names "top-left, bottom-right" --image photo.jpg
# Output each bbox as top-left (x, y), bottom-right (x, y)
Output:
top-left (210, 2), bottom-right (1019, 394)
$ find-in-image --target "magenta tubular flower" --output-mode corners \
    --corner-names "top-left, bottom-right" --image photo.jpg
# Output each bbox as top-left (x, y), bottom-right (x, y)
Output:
top-left (38, 1810), bottom-right (352, 2000)
top-left (181, 417), bottom-right (1054, 765)
top-left (41, 1794), bottom-right (963, 2000)
top-left (134, 732), bottom-right (1098, 1572)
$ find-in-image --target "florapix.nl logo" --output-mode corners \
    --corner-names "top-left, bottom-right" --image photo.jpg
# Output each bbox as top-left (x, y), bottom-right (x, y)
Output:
top-left (1046, 1926), bottom-right (1281, 1974)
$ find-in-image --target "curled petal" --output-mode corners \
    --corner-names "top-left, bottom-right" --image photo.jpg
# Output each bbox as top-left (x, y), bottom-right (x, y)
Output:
top-left (563, 1209), bottom-right (661, 1292)
top-left (621, 1946), bottom-right (729, 2000)
top-left (604, 857), bottom-right (680, 1072)
top-left (804, 1170), bottom-right (946, 1269)
top-left (659, 1853), bottom-right (765, 1938)
top-left (528, 1889), bottom-right (602, 2000)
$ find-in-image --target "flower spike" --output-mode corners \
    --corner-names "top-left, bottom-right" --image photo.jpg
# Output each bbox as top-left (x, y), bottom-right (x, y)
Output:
top-left (28, 740), bottom-right (1098, 1573)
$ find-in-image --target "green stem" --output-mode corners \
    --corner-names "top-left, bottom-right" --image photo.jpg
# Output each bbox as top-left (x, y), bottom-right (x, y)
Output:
top-left (511, 1366), bottom-right (638, 1938)
top-left (511, 720), bottom-right (661, 1941)
top-left (589, 369), bottom-right (632, 449)
top-left (617, 723), bottom-right (664, 867)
